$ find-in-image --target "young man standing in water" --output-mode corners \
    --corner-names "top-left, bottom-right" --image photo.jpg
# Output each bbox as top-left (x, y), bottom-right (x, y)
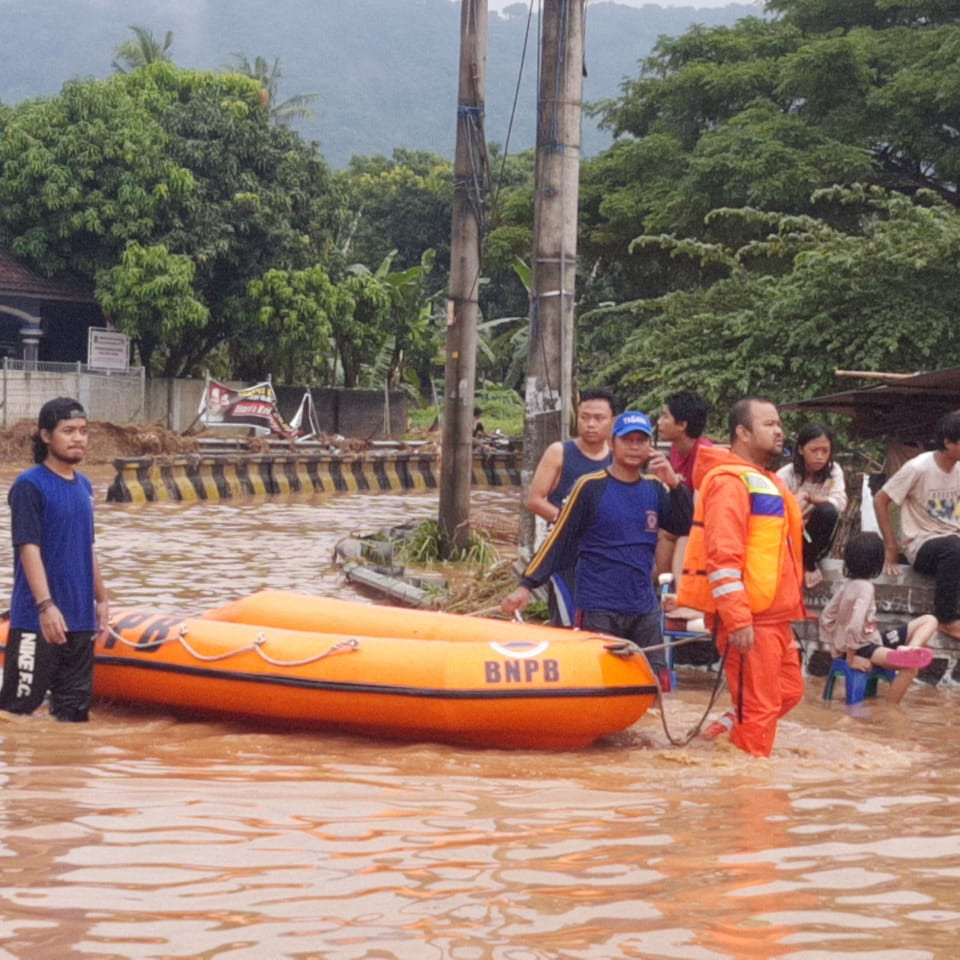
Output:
top-left (504, 411), bottom-right (692, 688)
top-left (525, 388), bottom-right (616, 626)
top-left (0, 397), bottom-right (110, 721)
top-left (677, 397), bottom-right (806, 757)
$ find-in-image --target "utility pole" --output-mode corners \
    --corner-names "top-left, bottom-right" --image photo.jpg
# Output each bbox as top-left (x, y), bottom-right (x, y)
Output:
top-left (520, 0), bottom-right (585, 554)
top-left (439, 0), bottom-right (487, 557)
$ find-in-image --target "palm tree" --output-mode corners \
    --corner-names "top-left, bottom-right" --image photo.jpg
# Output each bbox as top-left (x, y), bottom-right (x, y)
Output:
top-left (227, 53), bottom-right (318, 127)
top-left (112, 25), bottom-right (174, 73)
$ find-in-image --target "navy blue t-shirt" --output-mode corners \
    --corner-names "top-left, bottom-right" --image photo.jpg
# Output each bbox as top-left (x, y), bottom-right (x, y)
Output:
top-left (8, 464), bottom-right (97, 632)
top-left (522, 469), bottom-right (692, 615)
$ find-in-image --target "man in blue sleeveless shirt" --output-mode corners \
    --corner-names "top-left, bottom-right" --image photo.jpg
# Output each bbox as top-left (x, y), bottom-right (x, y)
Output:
top-left (1, 397), bottom-right (110, 721)
top-left (525, 388), bottom-right (615, 625)
top-left (504, 411), bottom-right (693, 688)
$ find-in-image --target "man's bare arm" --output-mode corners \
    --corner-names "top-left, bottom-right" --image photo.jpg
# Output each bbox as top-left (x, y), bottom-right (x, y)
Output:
top-left (526, 441), bottom-right (565, 523)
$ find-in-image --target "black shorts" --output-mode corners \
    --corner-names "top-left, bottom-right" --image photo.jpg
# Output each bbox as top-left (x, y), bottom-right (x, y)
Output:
top-left (0, 628), bottom-right (95, 721)
top-left (855, 623), bottom-right (909, 661)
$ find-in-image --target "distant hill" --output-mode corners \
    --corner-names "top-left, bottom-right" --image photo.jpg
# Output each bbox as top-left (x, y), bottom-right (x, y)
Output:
top-left (2, 0), bottom-right (758, 167)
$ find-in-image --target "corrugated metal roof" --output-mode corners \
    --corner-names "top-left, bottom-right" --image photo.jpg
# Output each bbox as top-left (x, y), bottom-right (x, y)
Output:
top-left (785, 368), bottom-right (960, 441)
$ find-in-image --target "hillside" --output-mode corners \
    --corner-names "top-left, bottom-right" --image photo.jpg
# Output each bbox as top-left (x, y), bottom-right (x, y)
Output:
top-left (2, 0), bottom-right (757, 167)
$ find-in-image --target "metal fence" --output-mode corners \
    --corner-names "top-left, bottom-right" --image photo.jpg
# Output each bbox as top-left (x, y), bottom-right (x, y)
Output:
top-left (0, 359), bottom-right (146, 428)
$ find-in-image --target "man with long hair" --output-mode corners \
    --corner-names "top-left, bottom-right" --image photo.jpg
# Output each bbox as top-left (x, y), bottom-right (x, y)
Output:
top-left (0, 397), bottom-right (110, 720)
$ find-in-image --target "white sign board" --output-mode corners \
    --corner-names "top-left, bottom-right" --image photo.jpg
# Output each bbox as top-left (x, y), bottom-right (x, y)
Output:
top-left (87, 328), bottom-right (130, 371)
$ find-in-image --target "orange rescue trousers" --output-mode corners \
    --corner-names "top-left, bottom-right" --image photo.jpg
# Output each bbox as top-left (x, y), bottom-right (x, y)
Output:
top-left (717, 621), bottom-right (803, 757)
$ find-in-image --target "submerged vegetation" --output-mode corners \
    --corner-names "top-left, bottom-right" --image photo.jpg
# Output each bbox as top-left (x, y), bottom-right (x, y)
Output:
top-left (394, 519), bottom-right (499, 568)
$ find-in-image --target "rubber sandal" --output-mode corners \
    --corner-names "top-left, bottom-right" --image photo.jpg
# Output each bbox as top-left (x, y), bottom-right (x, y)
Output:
top-left (886, 647), bottom-right (933, 670)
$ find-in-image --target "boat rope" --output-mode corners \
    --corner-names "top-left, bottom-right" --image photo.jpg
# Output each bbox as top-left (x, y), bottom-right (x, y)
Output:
top-left (602, 633), bottom-right (711, 657)
top-left (603, 631), bottom-right (729, 747)
top-left (105, 623), bottom-right (360, 667)
top-left (655, 648), bottom-right (730, 748)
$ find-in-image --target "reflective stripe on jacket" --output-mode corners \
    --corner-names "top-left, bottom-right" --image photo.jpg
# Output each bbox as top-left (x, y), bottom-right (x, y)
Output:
top-left (677, 454), bottom-right (804, 629)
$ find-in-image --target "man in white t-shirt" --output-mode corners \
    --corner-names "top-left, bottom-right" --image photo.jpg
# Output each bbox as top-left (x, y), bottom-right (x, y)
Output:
top-left (874, 410), bottom-right (960, 639)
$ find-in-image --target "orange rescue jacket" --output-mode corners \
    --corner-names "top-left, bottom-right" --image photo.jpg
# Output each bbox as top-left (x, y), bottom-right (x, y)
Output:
top-left (676, 446), bottom-right (805, 632)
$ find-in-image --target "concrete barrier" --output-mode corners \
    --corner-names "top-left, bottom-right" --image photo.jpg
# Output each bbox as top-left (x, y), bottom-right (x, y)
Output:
top-left (106, 449), bottom-right (520, 503)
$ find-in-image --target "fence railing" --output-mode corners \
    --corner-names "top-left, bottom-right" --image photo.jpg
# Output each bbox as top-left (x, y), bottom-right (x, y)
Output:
top-left (0, 359), bottom-right (146, 427)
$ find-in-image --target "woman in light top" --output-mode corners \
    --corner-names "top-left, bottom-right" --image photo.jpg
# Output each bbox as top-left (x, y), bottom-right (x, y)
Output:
top-left (777, 422), bottom-right (847, 588)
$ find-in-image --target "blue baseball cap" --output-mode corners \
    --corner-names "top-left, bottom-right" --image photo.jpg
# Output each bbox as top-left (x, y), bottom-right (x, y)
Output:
top-left (612, 411), bottom-right (653, 437)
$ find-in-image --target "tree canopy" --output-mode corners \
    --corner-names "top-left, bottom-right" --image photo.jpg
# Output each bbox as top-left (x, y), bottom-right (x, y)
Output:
top-left (576, 0), bottom-right (960, 425)
top-left (0, 62), bottom-right (338, 376)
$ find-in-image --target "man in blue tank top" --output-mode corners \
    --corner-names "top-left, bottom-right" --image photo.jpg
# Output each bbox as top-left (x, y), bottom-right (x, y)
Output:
top-left (1, 397), bottom-right (110, 721)
top-left (504, 411), bottom-right (693, 688)
top-left (525, 388), bottom-right (615, 625)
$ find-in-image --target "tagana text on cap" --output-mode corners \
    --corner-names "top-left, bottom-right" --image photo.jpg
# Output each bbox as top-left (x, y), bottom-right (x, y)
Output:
top-left (612, 411), bottom-right (653, 437)
top-left (38, 397), bottom-right (88, 431)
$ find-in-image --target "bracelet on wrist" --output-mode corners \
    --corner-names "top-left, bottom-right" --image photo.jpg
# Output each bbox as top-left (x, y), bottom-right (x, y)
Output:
top-left (36, 598), bottom-right (56, 614)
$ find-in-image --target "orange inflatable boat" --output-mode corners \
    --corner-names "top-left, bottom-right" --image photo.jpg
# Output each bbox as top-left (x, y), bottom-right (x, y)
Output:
top-left (1, 593), bottom-right (658, 749)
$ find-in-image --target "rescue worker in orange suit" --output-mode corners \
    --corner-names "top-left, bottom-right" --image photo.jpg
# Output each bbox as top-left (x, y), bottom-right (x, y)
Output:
top-left (676, 397), bottom-right (806, 757)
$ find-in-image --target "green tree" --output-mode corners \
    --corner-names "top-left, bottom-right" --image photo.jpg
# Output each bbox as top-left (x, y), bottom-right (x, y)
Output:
top-left (112, 25), bottom-right (174, 73)
top-left (330, 271), bottom-right (393, 388)
top-left (336, 149), bottom-right (452, 277)
top-left (582, 4), bottom-right (960, 294)
top-left (226, 53), bottom-right (318, 127)
top-left (349, 250), bottom-right (443, 392)
top-left (238, 265), bottom-right (338, 385)
top-left (576, 0), bottom-right (960, 412)
top-left (97, 243), bottom-right (208, 373)
top-left (0, 63), bottom-right (339, 377)
top-left (581, 187), bottom-right (960, 420)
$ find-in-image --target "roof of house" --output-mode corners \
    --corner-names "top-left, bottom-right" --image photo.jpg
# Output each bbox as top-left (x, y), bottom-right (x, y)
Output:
top-left (784, 368), bottom-right (960, 442)
top-left (0, 247), bottom-right (95, 303)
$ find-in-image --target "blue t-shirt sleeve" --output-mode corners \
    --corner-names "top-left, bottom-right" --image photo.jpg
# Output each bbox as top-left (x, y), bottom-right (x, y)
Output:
top-left (9, 479), bottom-right (44, 547)
top-left (521, 474), bottom-right (602, 589)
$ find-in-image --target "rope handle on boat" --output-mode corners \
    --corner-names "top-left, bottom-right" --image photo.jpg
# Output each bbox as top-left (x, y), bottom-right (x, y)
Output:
top-left (602, 633), bottom-right (710, 658)
top-left (105, 622), bottom-right (360, 666)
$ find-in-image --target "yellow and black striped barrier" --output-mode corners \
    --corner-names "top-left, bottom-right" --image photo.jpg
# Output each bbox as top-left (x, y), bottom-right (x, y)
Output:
top-left (106, 450), bottom-right (521, 503)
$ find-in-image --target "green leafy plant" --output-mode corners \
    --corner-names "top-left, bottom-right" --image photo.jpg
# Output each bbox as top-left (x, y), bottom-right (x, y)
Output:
top-left (396, 519), bottom-right (498, 568)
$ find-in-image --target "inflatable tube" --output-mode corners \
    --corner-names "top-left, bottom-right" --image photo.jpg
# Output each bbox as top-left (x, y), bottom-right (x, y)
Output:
top-left (202, 590), bottom-right (550, 643)
top-left (0, 600), bottom-right (657, 749)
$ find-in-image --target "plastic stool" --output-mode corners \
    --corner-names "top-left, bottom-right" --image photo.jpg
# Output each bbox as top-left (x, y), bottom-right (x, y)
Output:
top-left (822, 658), bottom-right (896, 705)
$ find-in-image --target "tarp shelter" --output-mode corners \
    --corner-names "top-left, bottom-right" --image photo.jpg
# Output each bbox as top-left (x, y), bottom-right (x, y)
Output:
top-left (783, 367), bottom-right (960, 444)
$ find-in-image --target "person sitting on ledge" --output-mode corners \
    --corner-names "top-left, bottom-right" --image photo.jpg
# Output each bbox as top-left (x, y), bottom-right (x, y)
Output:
top-left (776, 422), bottom-right (847, 590)
top-left (874, 410), bottom-right (960, 641)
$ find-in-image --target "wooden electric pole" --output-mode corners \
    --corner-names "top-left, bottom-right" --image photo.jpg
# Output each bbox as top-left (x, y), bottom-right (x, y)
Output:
top-left (520, 0), bottom-right (585, 554)
top-left (439, 0), bottom-right (487, 557)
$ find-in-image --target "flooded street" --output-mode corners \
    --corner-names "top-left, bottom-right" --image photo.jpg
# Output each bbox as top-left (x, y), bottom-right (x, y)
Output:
top-left (2, 466), bottom-right (960, 958)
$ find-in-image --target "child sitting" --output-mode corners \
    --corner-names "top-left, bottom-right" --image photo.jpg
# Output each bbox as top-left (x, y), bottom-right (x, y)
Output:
top-left (819, 531), bottom-right (937, 706)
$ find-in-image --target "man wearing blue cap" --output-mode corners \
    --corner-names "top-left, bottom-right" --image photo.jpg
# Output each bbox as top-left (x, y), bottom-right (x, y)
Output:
top-left (503, 411), bottom-right (692, 688)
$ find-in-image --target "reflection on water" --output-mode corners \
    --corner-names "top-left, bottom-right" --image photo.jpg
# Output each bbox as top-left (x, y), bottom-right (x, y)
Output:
top-left (1, 469), bottom-right (960, 958)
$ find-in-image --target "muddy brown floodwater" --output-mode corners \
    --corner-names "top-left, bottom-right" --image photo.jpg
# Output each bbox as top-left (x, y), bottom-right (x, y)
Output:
top-left (1, 465), bottom-right (960, 959)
